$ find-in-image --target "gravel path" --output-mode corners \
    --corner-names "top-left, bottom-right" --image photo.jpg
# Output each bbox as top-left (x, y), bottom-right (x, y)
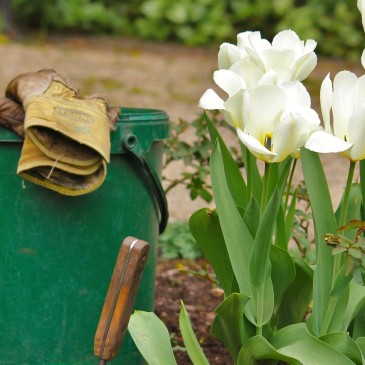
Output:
top-left (0, 36), bottom-right (361, 221)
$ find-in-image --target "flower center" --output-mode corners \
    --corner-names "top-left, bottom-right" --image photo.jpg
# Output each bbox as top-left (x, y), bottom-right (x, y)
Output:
top-left (264, 134), bottom-right (273, 151)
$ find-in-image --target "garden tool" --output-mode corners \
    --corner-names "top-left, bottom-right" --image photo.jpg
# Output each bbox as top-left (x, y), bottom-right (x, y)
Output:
top-left (2, 69), bottom-right (119, 195)
top-left (94, 236), bottom-right (150, 364)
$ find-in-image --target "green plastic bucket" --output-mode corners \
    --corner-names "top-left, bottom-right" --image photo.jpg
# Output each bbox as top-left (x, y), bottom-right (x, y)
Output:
top-left (0, 108), bottom-right (169, 364)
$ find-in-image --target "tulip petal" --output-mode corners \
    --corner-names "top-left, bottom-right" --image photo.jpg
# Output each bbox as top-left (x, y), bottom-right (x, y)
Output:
top-left (199, 89), bottom-right (225, 110)
top-left (320, 73), bottom-right (333, 133)
top-left (332, 71), bottom-right (357, 140)
top-left (281, 81), bottom-right (311, 108)
top-left (347, 105), bottom-right (365, 161)
top-left (243, 85), bottom-right (287, 142)
top-left (305, 128), bottom-right (353, 154)
top-left (272, 112), bottom-right (317, 162)
top-left (272, 29), bottom-right (301, 49)
top-left (362, 49), bottom-right (365, 70)
top-left (218, 43), bottom-right (246, 69)
top-left (358, 0), bottom-right (365, 31)
top-left (262, 49), bottom-right (295, 82)
top-left (224, 89), bottom-right (247, 129)
top-left (213, 69), bottom-right (246, 96)
top-left (237, 128), bottom-right (276, 163)
top-left (294, 52), bottom-right (317, 81)
top-left (230, 58), bottom-right (265, 87)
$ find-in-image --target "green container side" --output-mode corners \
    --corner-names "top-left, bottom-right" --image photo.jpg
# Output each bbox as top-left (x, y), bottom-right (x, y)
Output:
top-left (0, 107), bottom-right (169, 364)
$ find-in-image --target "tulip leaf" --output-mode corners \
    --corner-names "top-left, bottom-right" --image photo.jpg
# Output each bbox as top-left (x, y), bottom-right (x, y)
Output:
top-left (128, 311), bottom-right (177, 365)
top-left (249, 188), bottom-right (280, 287)
top-left (351, 299), bottom-right (365, 339)
top-left (359, 159), bottom-right (365, 219)
top-left (210, 140), bottom-right (254, 296)
top-left (211, 293), bottom-right (254, 363)
top-left (275, 257), bottom-right (313, 329)
top-left (301, 147), bottom-right (337, 336)
top-left (237, 335), bottom-right (300, 365)
top-left (238, 324), bottom-right (357, 364)
top-left (320, 332), bottom-right (363, 365)
top-left (205, 113), bottom-right (247, 209)
top-left (275, 205), bottom-right (287, 249)
top-left (268, 323), bottom-right (356, 365)
top-left (179, 301), bottom-right (210, 365)
top-left (243, 196), bottom-right (260, 239)
top-left (285, 189), bottom-right (297, 247)
top-left (355, 337), bottom-right (365, 361)
top-left (269, 244), bottom-right (295, 309)
top-left (189, 208), bottom-right (237, 296)
top-left (341, 280), bottom-right (365, 331)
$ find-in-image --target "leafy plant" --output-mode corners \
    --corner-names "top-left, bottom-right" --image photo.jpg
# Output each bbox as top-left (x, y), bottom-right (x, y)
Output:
top-left (158, 221), bottom-right (202, 259)
top-left (128, 17), bottom-right (365, 364)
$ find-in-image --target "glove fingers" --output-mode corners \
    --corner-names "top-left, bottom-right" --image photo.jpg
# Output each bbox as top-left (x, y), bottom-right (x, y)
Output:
top-left (0, 97), bottom-right (25, 138)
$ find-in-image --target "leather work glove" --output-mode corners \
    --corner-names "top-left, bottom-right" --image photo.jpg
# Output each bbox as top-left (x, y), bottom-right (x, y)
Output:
top-left (0, 97), bottom-right (25, 138)
top-left (2, 69), bottom-right (119, 196)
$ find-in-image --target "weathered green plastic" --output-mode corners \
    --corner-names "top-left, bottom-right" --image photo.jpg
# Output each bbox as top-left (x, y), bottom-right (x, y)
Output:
top-left (0, 108), bottom-right (169, 364)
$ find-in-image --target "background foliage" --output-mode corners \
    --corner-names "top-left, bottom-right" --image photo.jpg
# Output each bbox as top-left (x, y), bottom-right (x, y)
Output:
top-left (4, 0), bottom-right (365, 59)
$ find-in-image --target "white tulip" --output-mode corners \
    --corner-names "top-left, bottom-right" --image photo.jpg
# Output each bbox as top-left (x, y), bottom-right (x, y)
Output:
top-left (308, 71), bottom-right (365, 161)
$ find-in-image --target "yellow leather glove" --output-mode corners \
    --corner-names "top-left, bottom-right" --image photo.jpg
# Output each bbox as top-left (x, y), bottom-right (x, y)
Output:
top-left (5, 69), bottom-right (117, 195)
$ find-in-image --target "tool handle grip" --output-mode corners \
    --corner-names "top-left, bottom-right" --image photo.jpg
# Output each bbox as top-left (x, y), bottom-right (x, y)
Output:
top-left (94, 236), bottom-right (150, 361)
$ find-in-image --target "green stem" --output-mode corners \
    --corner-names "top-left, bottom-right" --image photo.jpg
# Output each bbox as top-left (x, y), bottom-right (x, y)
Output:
top-left (260, 162), bottom-right (271, 218)
top-left (333, 160), bottom-right (356, 281)
top-left (256, 285), bottom-right (264, 336)
top-left (283, 158), bottom-right (297, 217)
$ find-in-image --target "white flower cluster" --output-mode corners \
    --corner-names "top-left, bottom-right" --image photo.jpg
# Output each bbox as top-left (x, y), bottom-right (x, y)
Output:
top-left (199, 28), bottom-right (354, 162)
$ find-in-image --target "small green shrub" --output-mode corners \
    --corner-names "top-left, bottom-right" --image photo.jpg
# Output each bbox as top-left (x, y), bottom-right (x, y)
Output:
top-left (158, 221), bottom-right (202, 259)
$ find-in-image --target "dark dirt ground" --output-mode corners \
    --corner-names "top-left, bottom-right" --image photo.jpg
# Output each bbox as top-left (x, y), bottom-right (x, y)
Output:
top-left (1, 34), bottom-right (364, 364)
top-left (154, 259), bottom-right (232, 365)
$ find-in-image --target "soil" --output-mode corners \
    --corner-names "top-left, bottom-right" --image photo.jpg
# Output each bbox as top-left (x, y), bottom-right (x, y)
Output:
top-left (0, 34), bottom-right (363, 364)
top-left (154, 259), bottom-right (232, 365)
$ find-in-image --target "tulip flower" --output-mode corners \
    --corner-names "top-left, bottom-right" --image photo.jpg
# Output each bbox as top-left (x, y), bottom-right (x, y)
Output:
top-left (309, 71), bottom-right (365, 161)
top-left (358, 0), bottom-right (365, 31)
top-left (200, 81), bottom-right (321, 163)
top-left (217, 30), bottom-right (317, 85)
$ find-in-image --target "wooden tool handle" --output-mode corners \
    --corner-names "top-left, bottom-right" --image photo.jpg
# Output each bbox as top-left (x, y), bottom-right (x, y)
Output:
top-left (94, 236), bottom-right (150, 362)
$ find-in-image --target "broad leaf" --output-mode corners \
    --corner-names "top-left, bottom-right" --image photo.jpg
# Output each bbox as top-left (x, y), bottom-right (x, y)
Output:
top-left (237, 335), bottom-right (299, 365)
top-left (249, 189), bottom-right (280, 287)
top-left (320, 332), bottom-right (363, 365)
top-left (269, 245), bottom-right (295, 309)
top-left (342, 280), bottom-right (365, 332)
top-left (243, 197), bottom-right (260, 239)
top-left (301, 148), bottom-right (337, 336)
top-left (205, 113), bottom-right (247, 209)
top-left (210, 140), bottom-right (254, 296)
top-left (179, 302), bottom-right (210, 365)
top-left (211, 293), bottom-right (254, 363)
top-left (128, 311), bottom-right (177, 365)
top-left (189, 208), bottom-right (237, 296)
top-left (275, 257), bottom-right (313, 329)
top-left (355, 337), bottom-right (365, 362)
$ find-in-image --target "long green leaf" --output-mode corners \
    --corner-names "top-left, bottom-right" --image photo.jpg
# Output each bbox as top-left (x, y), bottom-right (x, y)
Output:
top-left (275, 205), bottom-right (287, 250)
top-left (301, 148), bottom-right (337, 336)
top-left (342, 280), bottom-right (365, 332)
top-left (285, 189), bottom-right (297, 247)
top-left (270, 245), bottom-right (295, 309)
top-left (249, 189), bottom-right (280, 287)
top-left (189, 208), bottom-right (237, 296)
top-left (320, 333), bottom-right (363, 365)
top-left (237, 335), bottom-right (300, 365)
top-left (269, 324), bottom-right (355, 365)
top-left (359, 160), bottom-right (365, 219)
top-left (179, 301), bottom-right (210, 365)
top-left (210, 140), bottom-right (254, 296)
top-left (275, 257), bottom-right (313, 329)
top-left (211, 293), bottom-right (254, 363)
top-left (355, 337), bottom-right (365, 362)
top-left (243, 197), bottom-right (260, 239)
top-left (128, 311), bottom-right (177, 365)
top-left (205, 113), bottom-right (247, 209)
